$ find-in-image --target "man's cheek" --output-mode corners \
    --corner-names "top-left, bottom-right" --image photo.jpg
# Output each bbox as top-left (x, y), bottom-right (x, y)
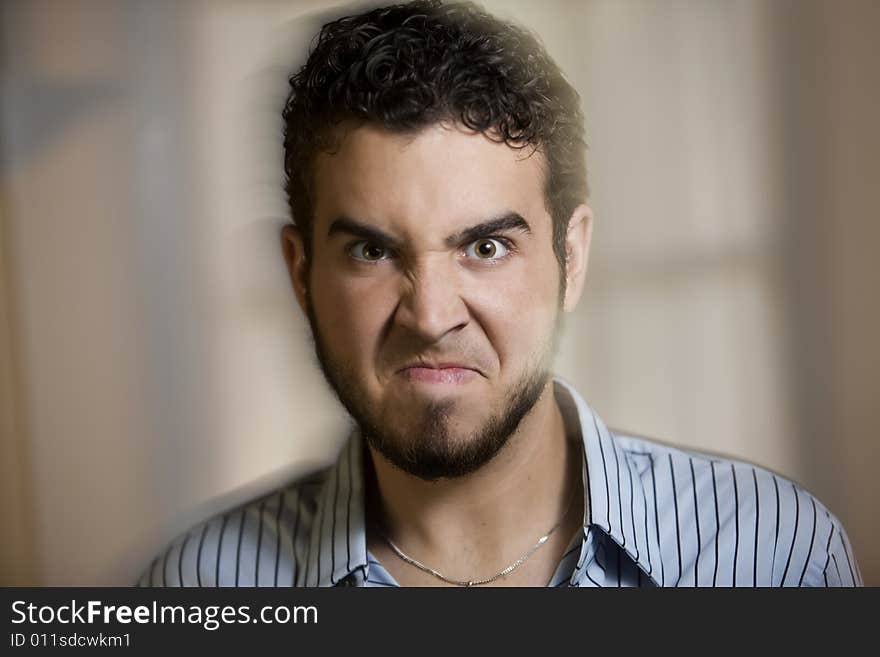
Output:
top-left (321, 297), bottom-right (386, 360)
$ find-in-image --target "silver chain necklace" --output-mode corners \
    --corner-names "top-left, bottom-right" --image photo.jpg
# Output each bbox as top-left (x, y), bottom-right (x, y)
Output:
top-left (379, 486), bottom-right (578, 587)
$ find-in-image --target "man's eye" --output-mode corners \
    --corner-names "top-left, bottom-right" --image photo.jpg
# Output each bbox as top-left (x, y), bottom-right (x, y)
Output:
top-left (349, 241), bottom-right (391, 262)
top-left (464, 238), bottom-right (509, 260)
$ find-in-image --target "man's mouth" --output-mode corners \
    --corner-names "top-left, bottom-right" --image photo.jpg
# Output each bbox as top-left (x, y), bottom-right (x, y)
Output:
top-left (397, 362), bottom-right (480, 385)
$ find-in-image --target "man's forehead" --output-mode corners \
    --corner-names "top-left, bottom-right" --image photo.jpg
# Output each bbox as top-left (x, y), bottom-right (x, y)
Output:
top-left (310, 122), bottom-right (550, 240)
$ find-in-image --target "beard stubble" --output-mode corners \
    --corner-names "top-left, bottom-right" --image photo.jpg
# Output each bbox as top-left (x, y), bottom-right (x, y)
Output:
top-left (303, 293), bottom-right (558, 481)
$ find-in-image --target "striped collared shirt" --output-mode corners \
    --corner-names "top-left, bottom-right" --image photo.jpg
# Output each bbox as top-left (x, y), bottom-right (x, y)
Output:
top-left (138, 378), bottom-right (862, 587)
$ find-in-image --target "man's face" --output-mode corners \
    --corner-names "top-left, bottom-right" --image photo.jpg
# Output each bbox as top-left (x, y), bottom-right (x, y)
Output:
top-left (286, 123), bottom-right (585, 480)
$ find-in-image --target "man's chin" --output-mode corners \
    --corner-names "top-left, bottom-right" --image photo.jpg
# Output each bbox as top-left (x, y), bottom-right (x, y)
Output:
top-left (343, 368), bottom-right (549, 480)
top-left (361, 404), bottom-right (520, 481)
top-left (367, 436), bottom-right (502, 481)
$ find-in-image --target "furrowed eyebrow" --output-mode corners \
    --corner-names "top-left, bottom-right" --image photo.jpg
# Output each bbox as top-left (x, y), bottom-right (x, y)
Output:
top-left (326, 216), bottom-right (403, 250)
top-left (326, 212), bottom-right (532, 251)
top-left (444, 213), bottom-right (532, 248)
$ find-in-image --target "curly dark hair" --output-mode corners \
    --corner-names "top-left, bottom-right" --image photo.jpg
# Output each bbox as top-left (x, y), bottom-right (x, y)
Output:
top-left (282, 0), bottom-right (588, 278)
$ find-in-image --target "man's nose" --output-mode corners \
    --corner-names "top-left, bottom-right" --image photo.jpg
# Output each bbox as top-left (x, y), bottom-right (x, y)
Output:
top-left (394, 260), bottom-right (469, 343)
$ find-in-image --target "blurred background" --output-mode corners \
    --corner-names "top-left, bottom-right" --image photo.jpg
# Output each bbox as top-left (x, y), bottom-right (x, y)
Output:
top-left (1, 0), bottom-right (877, 586)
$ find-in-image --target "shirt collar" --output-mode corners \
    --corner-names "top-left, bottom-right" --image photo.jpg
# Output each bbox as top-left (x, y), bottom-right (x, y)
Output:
top-left (302, 431), bottom-right (369, 587)
top-left (554, 377), bottom-right (662, 586)
top-left (307, 376), bottom-right (662, 587)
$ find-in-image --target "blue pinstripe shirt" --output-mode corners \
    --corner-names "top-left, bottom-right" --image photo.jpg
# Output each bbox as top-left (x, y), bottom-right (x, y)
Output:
top-left (139, 378), bottom-right (862, 587)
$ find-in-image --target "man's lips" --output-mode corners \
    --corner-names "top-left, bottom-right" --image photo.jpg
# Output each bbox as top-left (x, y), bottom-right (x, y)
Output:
top-left (397, 363), bottom-right (480, 384)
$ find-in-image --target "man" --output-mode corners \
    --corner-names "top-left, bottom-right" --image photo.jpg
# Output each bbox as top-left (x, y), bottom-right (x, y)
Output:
top-left (139, 0), bottom-right (861, 587)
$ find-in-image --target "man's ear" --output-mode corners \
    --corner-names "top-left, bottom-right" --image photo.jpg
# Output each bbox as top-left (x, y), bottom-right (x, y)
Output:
top-left (281, 224), bottom-right (309, 314)
top-left (561, 204), bottom-right (593, 312)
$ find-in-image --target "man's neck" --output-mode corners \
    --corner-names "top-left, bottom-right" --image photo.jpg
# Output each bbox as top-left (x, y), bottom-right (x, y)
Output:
top-left (363, 380), bottom-right (584, 586)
